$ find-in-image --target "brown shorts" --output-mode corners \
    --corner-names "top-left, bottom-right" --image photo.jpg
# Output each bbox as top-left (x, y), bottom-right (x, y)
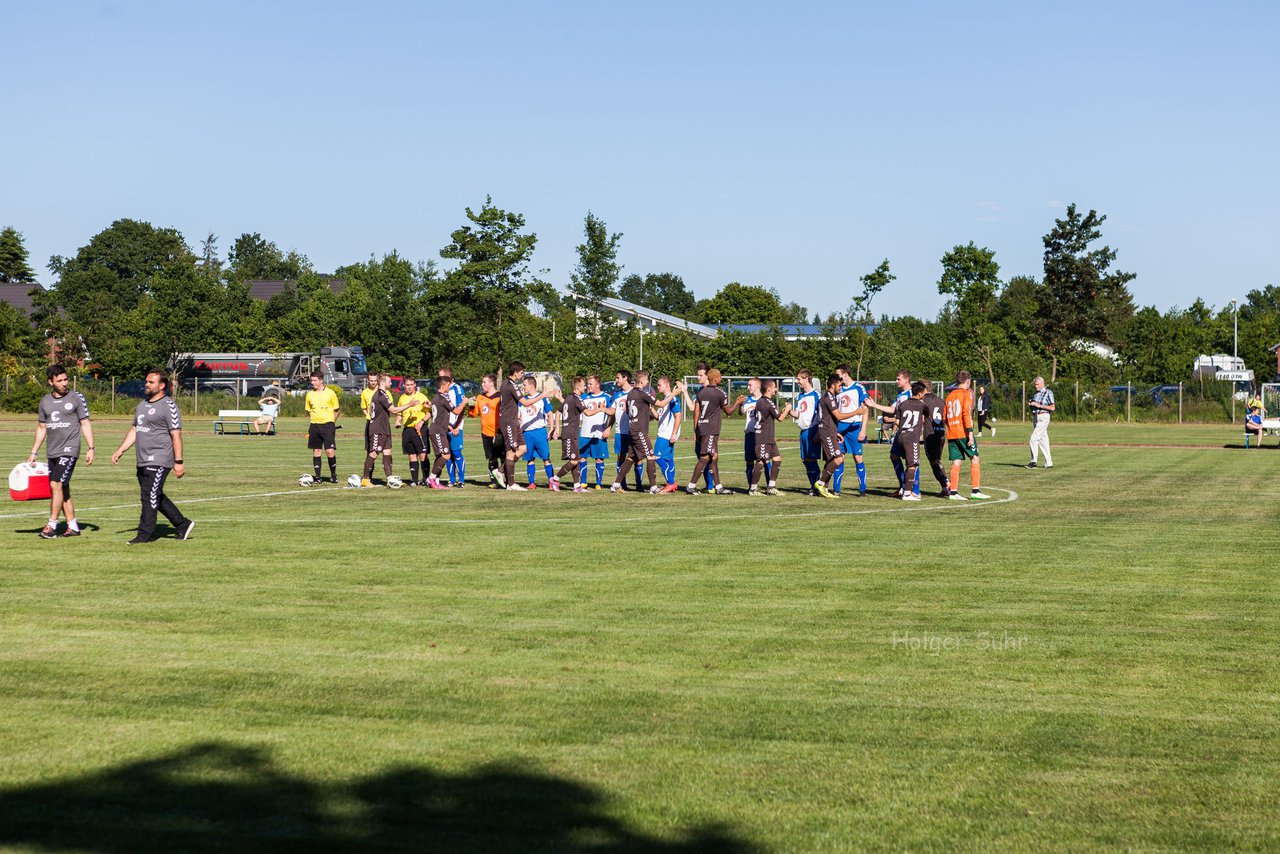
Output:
top-left (501, 421), bottom-right (523, 450)
top-left (820, 432), bottom-right (842, 461)
top-left (369, 432), bottom-right (391, 454)
top-left (628, 431), bottom-right (654, 461)
top-left (429, 430), bottom-right (450, 457)
top-left (695, 432), bottom-right (719, 458)
top-left (561, 435), bottom-right (580, 461)
top-left (755, 441), bottom-right (779, 461)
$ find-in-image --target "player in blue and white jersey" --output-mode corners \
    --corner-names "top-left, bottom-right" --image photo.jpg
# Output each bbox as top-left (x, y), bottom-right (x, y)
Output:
top-left (578, 375), bottom-right (611, 489)
top-left (441, 367), bottom-right (468, 487)
top-left (520, 375), bottom-right (557, 489)
top-left (834, 364), bottom-right (870, 496)
top-left (792, 369), bottom-right (822, 492)
top-left (653, 375), bottom-right (684, 492)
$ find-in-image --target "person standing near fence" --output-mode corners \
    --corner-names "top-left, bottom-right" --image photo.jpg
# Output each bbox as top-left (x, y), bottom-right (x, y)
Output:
top-left (111, 368), bottom-right (194, 544)
top-left (976, 385), bottom-right (994, 437)
top-left (1027, 376), bottom-right (1055, 468)
top-left (30, 364), bottom-right (94, 538)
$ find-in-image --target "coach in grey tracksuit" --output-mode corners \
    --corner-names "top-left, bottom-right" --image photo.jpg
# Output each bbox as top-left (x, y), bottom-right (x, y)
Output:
top-left (112, 370), bottom-right (194, 543)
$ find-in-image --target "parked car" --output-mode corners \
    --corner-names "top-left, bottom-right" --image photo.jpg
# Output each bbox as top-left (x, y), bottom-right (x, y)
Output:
top-left (1147, 384), bottom-right (1181, 406)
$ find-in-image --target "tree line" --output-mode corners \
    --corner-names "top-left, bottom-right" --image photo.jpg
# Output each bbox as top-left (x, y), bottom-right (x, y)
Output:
top-left (1, 202), bottom-right (1276, 399)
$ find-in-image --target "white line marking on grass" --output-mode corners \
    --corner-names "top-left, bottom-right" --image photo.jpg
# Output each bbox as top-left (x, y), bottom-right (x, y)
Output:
top-left (190, 488), bottom-right (1020, 525)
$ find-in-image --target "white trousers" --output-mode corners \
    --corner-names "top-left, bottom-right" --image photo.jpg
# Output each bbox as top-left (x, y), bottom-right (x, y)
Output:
top-left (1029, 415), bottom-right (1052, 465)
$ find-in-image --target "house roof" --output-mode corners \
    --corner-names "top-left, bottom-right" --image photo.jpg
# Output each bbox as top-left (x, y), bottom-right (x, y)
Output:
top-left (246, 278), bottom-right (347, 301)
top-left (713, 323), bottom-right (877, 339)
top-left (0, 282), bottom-right (41, 317)
top-left (572, 294), bottom-right (720, 338)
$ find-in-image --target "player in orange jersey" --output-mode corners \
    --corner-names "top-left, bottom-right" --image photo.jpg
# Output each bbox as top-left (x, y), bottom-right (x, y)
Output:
top-left (943, 370), bottom-right (990, 500)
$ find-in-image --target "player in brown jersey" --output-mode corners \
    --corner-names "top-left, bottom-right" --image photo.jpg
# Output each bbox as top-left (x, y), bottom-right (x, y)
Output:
top-left (361, 374), bottom-right (395, 487)
top-left (687, 368), bottom-right (737, 495)
top-left (891, 381), bottom-right (930, 501)
top-left (610, 370), bottom-right (660, 493)
top-left (918, 379), bottom-right (952, 497)
top-left (813, 376), bottom-right (847, 499)
top-left (748, 379), bottom-right (791, 496)
top-left (424, 377), bottom-right (455, 489)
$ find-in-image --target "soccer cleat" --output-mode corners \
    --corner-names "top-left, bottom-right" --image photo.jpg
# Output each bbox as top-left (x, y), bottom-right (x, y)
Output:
top-left (748, 485), bottom-right (759, 496)
top-left (453, 482), bottom-right (465, 489)
top-left (39, 525), bottom-right (57, 539)
top-left (328, 477), bottom-right (339, 484)
top-left (360, 478), bottom-right (374, 488)
top-left (685, 485), bottom-right (700, 495)
top-left (126, 536), bottom-right (150, 545)
top-left (429, 477), bottom-right (449, 490)
top-left (493, 469), bottom-right (507, 488)
top-left (526, 483), bottom-right (537, 490)
top-left (765, 486), bottom-right (779, 496)
top-left (572, 484), bottom-right (585, 493)
top-left (1025, 461), bottom-right (1037, 468)
top-left (814, 482), bottom-right (837, 499)
top-left (177, 520), bottom-right (196, 540)
top-left (662, 484), bottom-right (679, 493)
top-left (902, 492), bottom-right (922, 502)
top-left (649, 484), bottom-right (662, 494)
top-left (948, 492), bottom-right (969, 501)
top-left (713, 485), bottom-right (733, 495)
top-left (506, 484), bottom-right (525, 491)
top-left (593, 484), bottom-right (602, 491)
top-left (1044, 464), bottom-right (1053, 469)
top-left (969, 491), bottom-right (991, 500)
top-left (610, 483), bottom-right (623, 493)
top-left (939, 490), bottom-right (952, 499)
top-left (61, 527), bottom-right (82, 537)
top-left (549, 478), bottom-right (561, 492)
top-left (807, 488), bottom-right (817, 497)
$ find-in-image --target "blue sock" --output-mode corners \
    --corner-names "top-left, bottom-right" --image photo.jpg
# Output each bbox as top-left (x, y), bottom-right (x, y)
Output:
top-left (856, 461), bottom-right (866, 493)
top-left (545, 463), bottom-right (555, 481)
top-left (579, 464), bottom-right (588, 486)
top-left (661, 458), bottom-right (675, 484)
top-left (892, 457), bottom-right (905, 488)
top-left (527, 462), bottom-right (536, 485)
top-left (457, 455), bottom-right (465, 483)
top-left (913, 467), bottom-right (920, 495)
top-left (704, 466), bottom-right (714, 489)
top-left (634, 465), bottom-right (643, 490)
top-left (833, 462), bottom-right (844, 493)
top-left (446, 458), bottom-right (457, 484)
top-left (803, 459), bottom-right (819, 487)
top-left (595, 460), bottom-right (604, 484)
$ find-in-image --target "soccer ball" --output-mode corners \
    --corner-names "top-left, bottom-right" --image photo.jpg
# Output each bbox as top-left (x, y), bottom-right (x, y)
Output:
top-left (298, 474), bottom-right (314, 487)
top-left (347, 474), bottom-right (362, 488)
top-left (387, 475), bottom-right (404, 489)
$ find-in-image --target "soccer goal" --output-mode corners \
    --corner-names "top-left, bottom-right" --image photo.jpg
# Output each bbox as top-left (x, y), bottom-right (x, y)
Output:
top-left (1260, 383), bottom-right (1280, 428)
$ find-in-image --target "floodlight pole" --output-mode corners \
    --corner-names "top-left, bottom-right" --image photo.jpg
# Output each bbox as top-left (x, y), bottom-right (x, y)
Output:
top-left (1232, 299), bottom-right (1239, 423)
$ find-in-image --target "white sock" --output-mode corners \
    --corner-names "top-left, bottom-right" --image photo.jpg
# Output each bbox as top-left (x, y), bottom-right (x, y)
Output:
top-left (67, 518), bottom-right (79, 531)
top-left (49, 519), bottom-right (58, 528)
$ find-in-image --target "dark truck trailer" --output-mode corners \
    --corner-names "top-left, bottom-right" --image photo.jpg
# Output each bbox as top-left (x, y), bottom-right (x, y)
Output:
top-left (170, 346), bottom-right (368, 396)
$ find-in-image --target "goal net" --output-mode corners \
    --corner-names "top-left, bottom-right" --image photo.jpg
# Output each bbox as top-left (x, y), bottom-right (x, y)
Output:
top-left (1260, 383), bottom-right (1280, 423)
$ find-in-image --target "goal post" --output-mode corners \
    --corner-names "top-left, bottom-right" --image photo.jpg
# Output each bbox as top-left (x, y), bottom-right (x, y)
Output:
top-left (1260, 383), bottom-right (1280, 424)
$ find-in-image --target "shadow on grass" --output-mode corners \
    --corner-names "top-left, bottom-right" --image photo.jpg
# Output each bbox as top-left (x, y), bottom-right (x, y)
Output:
top-left (0, 742), bottom-right (756, 852)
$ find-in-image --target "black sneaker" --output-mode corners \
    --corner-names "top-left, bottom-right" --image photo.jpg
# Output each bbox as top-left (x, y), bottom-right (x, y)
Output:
top-left (177, 520), bottom-right (196, 540)
top-left (328, 477), bottom-right (339, 484)
top-left (61, 527), bottom-right (81, 537)
top-left (126, 536), bottom-right (151, 545)
top-left (39, 525), bottom-right (57, 539)
top-left (1025, 461), bottom-right (1037, 468)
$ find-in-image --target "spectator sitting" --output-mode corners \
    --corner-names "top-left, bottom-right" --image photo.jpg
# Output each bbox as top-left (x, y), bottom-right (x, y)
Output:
top-left (1244, 405), bottom-right (1263, 448)
top-left (254, 393), bottom-right (281, 434)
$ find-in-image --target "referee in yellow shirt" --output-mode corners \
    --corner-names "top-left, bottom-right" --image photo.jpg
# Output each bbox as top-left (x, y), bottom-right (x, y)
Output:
top-left (304, 371), bottom-right (341, 482)
top-left (392, 378), bottom-right (429, 485)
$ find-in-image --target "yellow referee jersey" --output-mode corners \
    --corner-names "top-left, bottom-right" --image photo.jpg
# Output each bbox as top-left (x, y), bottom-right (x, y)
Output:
top-left (398, 391), bottom-right (428, 429)
top-left (305, 388), bottom-right (340, 424)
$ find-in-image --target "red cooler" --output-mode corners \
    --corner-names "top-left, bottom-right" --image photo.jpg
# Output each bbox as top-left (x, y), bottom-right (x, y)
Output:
top-left (9, 462), bottom-right (52, 501)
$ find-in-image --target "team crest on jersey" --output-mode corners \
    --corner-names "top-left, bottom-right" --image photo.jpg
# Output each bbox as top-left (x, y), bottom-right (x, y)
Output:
top-left (148, 408), bottom-right (156, 415)
top-left (64, 403), bottom-right (73, 411)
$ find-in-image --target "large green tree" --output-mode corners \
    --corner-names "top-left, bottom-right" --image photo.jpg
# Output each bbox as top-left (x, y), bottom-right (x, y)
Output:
top-left (694, 283), bottom-right (791, 325)
top-left (569, 212), bottom-right (623, 368)
top-left (228, 232), bottom-right (310, 281)
top-left (1038, 204), bottom-right (1136, 381)
top-left (938, 242), bottom-right (1002, 384)
top-left (0, 226), bottom-right (37, 283)
top-left (618, 272), bottom-right (696, 318)
top-left (438, 196), bottom-right (539, 371)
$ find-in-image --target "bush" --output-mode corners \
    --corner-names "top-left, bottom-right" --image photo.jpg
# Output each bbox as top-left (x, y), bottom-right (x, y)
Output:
top-left (0, 381), bottom-right (46, 414)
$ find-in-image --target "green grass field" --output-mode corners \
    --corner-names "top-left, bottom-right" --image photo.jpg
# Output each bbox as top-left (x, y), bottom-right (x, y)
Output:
top-left (1, 415), bottom-right (1277, 851)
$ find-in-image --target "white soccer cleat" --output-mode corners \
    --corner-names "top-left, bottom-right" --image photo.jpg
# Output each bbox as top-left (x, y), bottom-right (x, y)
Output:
top-left (493, 469), bottom-right (507, 488)
top-left (649, 484), bottom-right (662, 494)
top-left (948, 492), bottom-right (968, 501)
top-left (506, 484), bottom-right (525, 491)
top-left (610, 483), bottom-right (623, 493)
top-left (748, 485), bottom-right (759, 496)
top-left (902, 492), bottom-right (921, 501)
top-left (969, 491), bottom-right (992, 500)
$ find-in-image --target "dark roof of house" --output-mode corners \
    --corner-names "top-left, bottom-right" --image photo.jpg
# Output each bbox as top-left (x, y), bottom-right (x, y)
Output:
top-left (713, 323), bottom-right (877, 337)
top-left (0, 282), bottom-right (41, 317)
top-left (246, 278), bottom-right (347, 301)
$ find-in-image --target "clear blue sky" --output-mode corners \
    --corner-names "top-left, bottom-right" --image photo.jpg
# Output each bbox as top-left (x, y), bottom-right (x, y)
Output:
top-left (7, 1), bottom-right (1277, 320)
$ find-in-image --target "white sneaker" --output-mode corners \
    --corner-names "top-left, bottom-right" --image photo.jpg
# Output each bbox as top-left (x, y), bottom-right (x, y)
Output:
top-left (610, 483), bottom-right (623, 493)
top-left (948, 492), bottom-right (968, 501)
top-left (506, 484), bottom-right (524, 491)
top-left (1044, 464), bottom-right (1053, 469)
top-left (648, 485), bottom-right (662, 494)
top-left (902, 492), bottom-right (921, 502)
top-left (969, 491), bottom-right (992, 500)
top-left (493, 469), bottom-right (507, 488)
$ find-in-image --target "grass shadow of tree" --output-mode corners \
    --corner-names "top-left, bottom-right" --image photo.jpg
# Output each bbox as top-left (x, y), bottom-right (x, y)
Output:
top-left (0, 742), bottom-right (756, 853)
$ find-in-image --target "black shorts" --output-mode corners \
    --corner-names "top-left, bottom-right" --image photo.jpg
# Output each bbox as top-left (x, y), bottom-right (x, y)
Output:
top-left (428, 430), bottom-right (450, 457)
top-left (48, 456), bottom-right (77, 486)
top-left (402, 427), bottom-right (426, 455)
top-left (369, 432), bottom-right (391, 454)
top-left (819, 431), bottom-right (842, 461)
top-left (482, 433), bottom-right (505, 463)
top-left (755, 441), bottom-right (779, 461)
top-left (364, 420), bottom-right (372, 451)
top-left (561, 435), bottom-right (580, 461)
top-left (628, 431), bottom-right (654, 462)
top-left (308, 423), bottom-right (337, 450)
top-left (500, 421), bottom-right (523, 450)
top-left (695, 432), bottom-right (719, 458)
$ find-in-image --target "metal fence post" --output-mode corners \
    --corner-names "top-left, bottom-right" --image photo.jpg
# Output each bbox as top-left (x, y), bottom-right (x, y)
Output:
top-left (1127, 383), bottom-right (1131, 422)
top-left (1075, 381), bottom-right (1079, 422)
top-left (111, 377), bottom-right (116, 413)
top-left (1178, 382), bottom-right (1182, 424)
top-left (1021, 381), bottom-right (1026, 423)
top-left (194, 379), bottom-right (199, 416)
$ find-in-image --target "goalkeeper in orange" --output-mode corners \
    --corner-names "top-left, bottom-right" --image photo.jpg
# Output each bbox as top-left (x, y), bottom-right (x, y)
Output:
top-left (943, 370), bottom-right (990, 500)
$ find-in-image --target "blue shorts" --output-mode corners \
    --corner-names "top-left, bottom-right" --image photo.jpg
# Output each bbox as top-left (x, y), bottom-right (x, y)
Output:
top-left (523, 428), bottom-right (550, 462)
top-left (799, 426), bottom-right (821, 460)
top-left (654, 436), bottom-right (675, 462)
top-left (840, 423), bottom-right (864, 457)
top-left (580, 436), bottom-right (608, 459)
top-left (614, 432), bottom-right (631, 457)
top-left (449, 430), bottom-right (465, 456)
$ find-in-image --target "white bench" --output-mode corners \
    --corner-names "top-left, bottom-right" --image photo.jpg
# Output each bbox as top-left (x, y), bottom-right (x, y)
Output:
top-left (214, 409), bottom-right (275, 435)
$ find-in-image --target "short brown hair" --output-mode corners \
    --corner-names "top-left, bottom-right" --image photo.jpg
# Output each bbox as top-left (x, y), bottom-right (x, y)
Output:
top-left (956, 369), bottom-right (970, 384)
